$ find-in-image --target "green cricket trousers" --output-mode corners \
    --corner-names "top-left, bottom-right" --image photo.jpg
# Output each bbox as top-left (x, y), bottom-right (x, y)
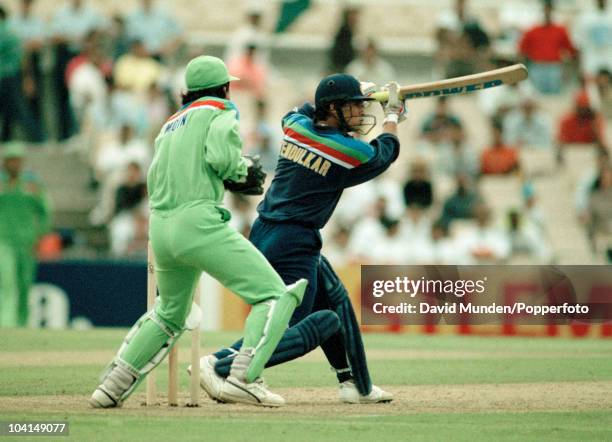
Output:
top-left (120, 201), bottom-right (295, 377)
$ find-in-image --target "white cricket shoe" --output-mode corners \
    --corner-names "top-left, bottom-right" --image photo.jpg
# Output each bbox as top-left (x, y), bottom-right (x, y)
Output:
top-left (219, 375), bottom-right (285, 407)
top-left (187, 355), bottom-right (229, 403)
top-left (339, 380), bottom-right (393, 404)
top-left (89, 365), bottom-right (135, 408)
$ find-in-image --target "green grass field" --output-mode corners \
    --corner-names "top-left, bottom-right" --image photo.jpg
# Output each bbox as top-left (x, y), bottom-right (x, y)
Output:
top-left (1, 329), bottom-right (611, 441)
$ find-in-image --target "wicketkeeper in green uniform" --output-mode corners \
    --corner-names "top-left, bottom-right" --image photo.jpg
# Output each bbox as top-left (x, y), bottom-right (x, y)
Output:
top-left (0, 143), bottom-right (50, 327)
top-left (90, 55), bottom-right (307, 408)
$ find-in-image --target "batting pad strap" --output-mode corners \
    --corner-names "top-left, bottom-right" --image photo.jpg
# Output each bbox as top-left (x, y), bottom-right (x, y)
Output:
top-left (115, 310), bottom-right (152, 358)
top-left (114, 357), bottom-right (141, 379)
top-left (117, 327), bottom-right (184, 403)
top-left (149, 311), bottom-right (177, 338)
top-left (331, 367), bottom-right (352, 374)
top-left (141, 331), bottom-right (181, 375)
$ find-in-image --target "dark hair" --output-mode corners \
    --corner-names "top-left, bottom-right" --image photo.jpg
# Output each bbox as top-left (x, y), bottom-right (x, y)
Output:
top-left (379, 215), bottom-right (399, 231)
top-left (597, 68), bottom-right (612, 80)
top-left (491, 116), bottom-right (504, 131)
top-left (181, 83), bottom-right (229, 105)
top-left (314, 103), bottom-right (333, 122)
top-left (314, 100), bottom-right (354, 133)
top-left (0, 6), bottom-right (7, 20)
top-left (432, 219), bottom-right (449, 236)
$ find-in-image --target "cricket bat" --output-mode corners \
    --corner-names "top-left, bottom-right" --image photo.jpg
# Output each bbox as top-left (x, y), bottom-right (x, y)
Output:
top-left (370, 64), bottom-right (528, 102)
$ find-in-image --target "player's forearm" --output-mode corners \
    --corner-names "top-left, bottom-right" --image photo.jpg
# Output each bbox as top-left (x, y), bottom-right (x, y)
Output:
top-left (382, 121), bottom-right (397, 137)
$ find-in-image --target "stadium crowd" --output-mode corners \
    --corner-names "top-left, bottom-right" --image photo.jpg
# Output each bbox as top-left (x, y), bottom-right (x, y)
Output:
top-left (0, 0), bottom-right (611, 265)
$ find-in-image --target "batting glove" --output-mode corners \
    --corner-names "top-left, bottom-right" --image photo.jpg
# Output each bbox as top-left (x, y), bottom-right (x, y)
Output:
top-left (381, 82), bottom-right (407, 124)
top-left (223, 155), bottom-right (267, 195)
top-left (359, 81), bottom-right (378, 97)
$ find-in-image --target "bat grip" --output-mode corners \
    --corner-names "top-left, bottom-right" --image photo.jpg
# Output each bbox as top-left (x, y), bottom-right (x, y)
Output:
top-left (370, 91), bottom-right (390, 102)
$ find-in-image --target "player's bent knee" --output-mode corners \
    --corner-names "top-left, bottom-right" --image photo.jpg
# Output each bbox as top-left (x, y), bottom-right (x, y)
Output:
top-left (309, 310), bottom-right (341, 342)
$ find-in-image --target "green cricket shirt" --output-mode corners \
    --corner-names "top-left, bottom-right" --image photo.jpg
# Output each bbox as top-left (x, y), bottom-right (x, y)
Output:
top-left (147, 97), bottom-right (248, 212)
top-left (0, 171), bottom-right (50, 247)
top-left (0, 22), bottom-right (23, 78)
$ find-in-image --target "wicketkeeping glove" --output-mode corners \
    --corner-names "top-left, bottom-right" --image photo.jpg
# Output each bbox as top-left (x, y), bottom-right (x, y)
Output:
top-left (381, 82), bottom-right (407, 124)
top-left (223, 155), bottom-right (267, 195)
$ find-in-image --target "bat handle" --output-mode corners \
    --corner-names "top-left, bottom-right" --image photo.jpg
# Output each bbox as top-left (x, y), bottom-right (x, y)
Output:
top-left (370, 90), bottom-right (390, 103)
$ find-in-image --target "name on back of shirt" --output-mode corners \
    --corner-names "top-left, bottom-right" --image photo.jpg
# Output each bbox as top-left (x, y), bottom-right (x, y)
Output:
top-left (280, 141), bottom-right (331, 177)
top-left (163, 114), bottom-right (187, 134)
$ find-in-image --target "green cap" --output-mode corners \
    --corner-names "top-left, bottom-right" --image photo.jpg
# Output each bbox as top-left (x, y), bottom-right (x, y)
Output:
top-left (2, 142), bottom-right (26, 159)
top-left (185, 55), bottom-right (239, 92)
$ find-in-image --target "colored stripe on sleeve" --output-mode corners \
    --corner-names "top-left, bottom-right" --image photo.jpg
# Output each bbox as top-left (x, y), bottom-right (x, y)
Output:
top-left (283, 128), bottom-right (360, 168)
top-left (284, 115), bottom-right (374, 164)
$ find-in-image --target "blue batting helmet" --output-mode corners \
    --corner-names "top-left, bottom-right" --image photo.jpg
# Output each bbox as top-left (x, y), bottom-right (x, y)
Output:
top-left (315, 73), bottom-right (374, 107)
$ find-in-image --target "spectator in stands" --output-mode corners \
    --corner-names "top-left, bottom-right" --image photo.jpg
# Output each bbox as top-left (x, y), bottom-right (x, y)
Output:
top-left (403, 158), bottom-right (433, 210)
top-left (145, 82), bottom-right (171, 144)
top-left (399, 205), bottom-right (432, 263)
top-left (557, 91), bottom-right (606, 163)
top-left (497, 3), bottom-right (541, 50)
top-left (502, 182), bottom-right (551, 264)
top-left (478, 76), bottom-right (526, 120)
top-left (435, 0), bottom-right (491, 77)
top-left (227, 44), bottom-right (268, 101)
top-left (437, 121), bottom-right (479, 179)
top-left (95, 123), bottom-right (151, 183)
top-left (455, 204), bottom-right (511, 264)
top-left (9, 0), bottom-right (47, 141)
top-left (518, 0), bottom-right (577, 95)
top-left (329, 7), bottom-right (359, 73)
top-left (106, 74), bottom-right (150, 137)
top-left (224, 5), bottom-right (269, 64)
top-left (480, 121), bottom-right (520, 175)
top-left (503, 95), bottom-right (553, 150)
top-left (440, 174), bottom-right (481, 229)
top-left (576, 147), bottom-right (610, 222)
top-left (370, 217), bottom-right (407, 264)
top-left (420, 97), bottom-right (462, 147)
top-left (109, 161), bottom-right (148, 257)
top-left (428, 220), bottom-right (468, 264)
top-left (590, 69), bottom-right (612, 120)
top-left (573, 0), bottom-right (612, 79)
top-left (507, 208), bottom-right (553, 263)
top-left (245, 100), bottom-right (278, 174)
top-left (114, 39), bottom-right (164, 95)
top-left (322, 225), bottom-right (351, 267)
top-left (372, 175), bottom-right (406, 220)
top-left (51, 0), bottom-right (107, 141)
top-left (347, 196), bottom-right (389, 261)
top-left (334, 181), bottom-right (379, 227)
top-left (350, 214), bottom-right (407, 264)
top-left (586, 163), bottom-right (612, 254)
top-left (109, 14), bottom-right (131, 61)
top-left (346, 39), bottom-right (396, 86)
top-left (66, 30), bottom-right (112, 134)
top-left (0, 6), bottom-right (43, 143)
top-left (91, 124), bottom-right (150, 226)
top-left (0, 143), bottom-right (50, 327)
top-left (125, 0), bottom-right (182, 60)
top-left (522, 181), bottom-right (547, 233)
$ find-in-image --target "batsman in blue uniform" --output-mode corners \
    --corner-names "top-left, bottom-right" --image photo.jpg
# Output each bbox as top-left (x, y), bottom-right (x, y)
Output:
top-left (198, 74), bottom-right (406, 404)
